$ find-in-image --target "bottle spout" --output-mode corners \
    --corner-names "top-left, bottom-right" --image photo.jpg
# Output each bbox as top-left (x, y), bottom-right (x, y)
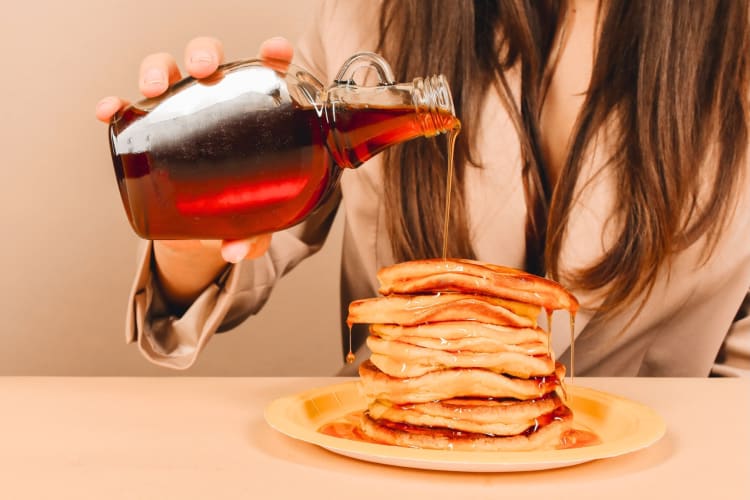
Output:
top-left (411, 75), bottom-right (458, 136)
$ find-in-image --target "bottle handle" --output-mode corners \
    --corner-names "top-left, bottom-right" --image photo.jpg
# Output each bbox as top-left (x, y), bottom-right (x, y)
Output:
top-left (333, 52), bottom-right (396, 87)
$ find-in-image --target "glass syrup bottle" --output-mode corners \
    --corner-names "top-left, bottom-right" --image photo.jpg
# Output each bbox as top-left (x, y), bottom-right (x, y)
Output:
top-left (109, 52), bottom-right (458, 240)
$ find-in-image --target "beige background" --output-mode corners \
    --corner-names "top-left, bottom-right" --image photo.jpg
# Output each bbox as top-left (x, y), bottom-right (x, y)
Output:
top-left (0, 0), bottom-right (346, 375)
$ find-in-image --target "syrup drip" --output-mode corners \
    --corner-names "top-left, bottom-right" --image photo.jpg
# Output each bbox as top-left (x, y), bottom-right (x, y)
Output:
top-left (346, 320), bottom-right (355, 364)
top-left (557, 377), bottom-right (569, 402)
top-left (569, 312), bottom-right (576, 384)
top-left (558, 428), bottom-right (601, 449)
top-left (319, 411), bottom-right (378, 443)
top-left (441, 125), bottom-right (461, 260)
top-left (545, 307), bottom-right (553, 357)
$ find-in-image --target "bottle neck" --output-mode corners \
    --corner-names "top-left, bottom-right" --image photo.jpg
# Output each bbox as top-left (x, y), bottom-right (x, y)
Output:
top-left (324, 74), bottom-right (458, 169)
top-left (410, 75), bottom-right (458, 137)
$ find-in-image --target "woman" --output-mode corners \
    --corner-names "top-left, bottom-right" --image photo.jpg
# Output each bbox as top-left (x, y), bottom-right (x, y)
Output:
top-left (96, 0), bottom-right (750, 375)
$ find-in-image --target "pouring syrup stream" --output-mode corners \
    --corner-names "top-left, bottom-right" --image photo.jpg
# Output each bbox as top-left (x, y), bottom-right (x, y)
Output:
top-left (441, 124), bottom-right (461, 260)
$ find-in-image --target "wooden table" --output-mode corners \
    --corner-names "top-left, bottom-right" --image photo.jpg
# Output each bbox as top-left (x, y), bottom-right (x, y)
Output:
top-left (0, 377), bottom-right (747, 499)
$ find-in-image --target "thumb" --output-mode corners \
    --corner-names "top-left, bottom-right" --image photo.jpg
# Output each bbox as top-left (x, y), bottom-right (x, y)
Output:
top-left (220, 234), bottom-right (272, 263)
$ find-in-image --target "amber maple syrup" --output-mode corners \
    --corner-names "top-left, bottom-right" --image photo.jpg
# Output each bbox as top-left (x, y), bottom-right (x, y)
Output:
top-left (318, 409), bottom-right (600, 450)
top-left (318, 411), bottom-right (375, 442)
top-left (545, 308), bottom-right (553, 358)
top-left (569, 313), bottom-right (576, 384)
top-left (441, 124), bottom-right (461, 259)
top-left (345, 321), bottom-right (356, 365)
top-left (111, 104), bottom-right (458, 240)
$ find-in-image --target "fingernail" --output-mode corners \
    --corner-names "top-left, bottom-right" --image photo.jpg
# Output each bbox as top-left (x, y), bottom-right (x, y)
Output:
top-left (221, 240), bottom-right (250, 263)
top-left (190, 50), bottom-right (214, 66)
top-left (143, 68), bottom-right (165, 86)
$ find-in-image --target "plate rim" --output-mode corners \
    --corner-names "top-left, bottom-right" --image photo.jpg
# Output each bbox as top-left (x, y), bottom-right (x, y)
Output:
top-left (264, 380), bottom-right (666, 472)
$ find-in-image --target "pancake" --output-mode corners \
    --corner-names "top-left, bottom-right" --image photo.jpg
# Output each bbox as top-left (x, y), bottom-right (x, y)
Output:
top-left (348, 294), bottom-right (539, 328)
top-left (348, 258), bottom-right (578, 452)
top-left (370, 322), bottom-right (549, 354)
top-left (367, 336), bottom-right (555, 378)
top-left (359, 405), bottom-right (573, 451)
top-left (367, 392), bottom-right (564, 435)
top-left (358, 359), bottom-right (565, 404)
top-left (376, 258), bottom-right (579, 312)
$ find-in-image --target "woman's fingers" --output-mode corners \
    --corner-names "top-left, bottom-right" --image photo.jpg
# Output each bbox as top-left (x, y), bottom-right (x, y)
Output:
top-left (258, 36), bottom-right (294, 65)
top-left (98, 36), bottom-right (288, 123)
top-left (220, 234), bottom-right (273, 263)
top-left (139, 52), bottom-right (183, 97)
top-left (95, 96), bottom-right (129, 122)
top-left (184, 36), bottom-right (225, 79)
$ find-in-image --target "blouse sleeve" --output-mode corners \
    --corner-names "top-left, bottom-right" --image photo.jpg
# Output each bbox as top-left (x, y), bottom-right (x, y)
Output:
top-left (125, 189), bottom-right (340, 369)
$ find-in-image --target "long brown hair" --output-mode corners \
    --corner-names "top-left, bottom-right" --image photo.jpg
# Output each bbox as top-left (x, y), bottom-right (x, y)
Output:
top-left (377, 0), bottom-right (749, 315)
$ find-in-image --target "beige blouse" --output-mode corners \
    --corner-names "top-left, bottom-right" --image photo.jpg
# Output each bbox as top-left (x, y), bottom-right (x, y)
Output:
top-left (125, 0), bottom-right (750, 377)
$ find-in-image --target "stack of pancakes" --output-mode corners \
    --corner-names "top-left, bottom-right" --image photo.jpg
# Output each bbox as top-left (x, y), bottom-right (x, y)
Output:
top-left (347, 258), bottom-right (579, 451)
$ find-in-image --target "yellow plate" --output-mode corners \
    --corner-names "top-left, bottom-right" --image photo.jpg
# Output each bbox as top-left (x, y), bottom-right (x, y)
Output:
top-left (264, 381), bottom-right (665, 472)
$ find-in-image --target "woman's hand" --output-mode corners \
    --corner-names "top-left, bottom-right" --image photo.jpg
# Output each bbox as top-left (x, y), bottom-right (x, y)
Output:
top-left (95, 36), bottom-right (295, 309)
